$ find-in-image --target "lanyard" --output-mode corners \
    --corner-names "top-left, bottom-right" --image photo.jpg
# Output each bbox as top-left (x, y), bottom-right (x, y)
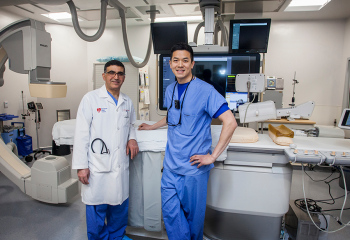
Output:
top-left (166, 76), bottom-right (195, 126)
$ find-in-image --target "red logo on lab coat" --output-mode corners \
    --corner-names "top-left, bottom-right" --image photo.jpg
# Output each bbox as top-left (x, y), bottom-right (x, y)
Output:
top-left (97, 108), bottom-right (101, 113)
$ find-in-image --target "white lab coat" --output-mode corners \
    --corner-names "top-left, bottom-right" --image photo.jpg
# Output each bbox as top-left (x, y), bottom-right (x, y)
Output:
top-left (72, 85), bottom-right (136, 205)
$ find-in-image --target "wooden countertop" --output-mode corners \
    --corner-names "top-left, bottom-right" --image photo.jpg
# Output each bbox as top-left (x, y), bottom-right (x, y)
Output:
top-left (263, 118), bottom-right (316, 125)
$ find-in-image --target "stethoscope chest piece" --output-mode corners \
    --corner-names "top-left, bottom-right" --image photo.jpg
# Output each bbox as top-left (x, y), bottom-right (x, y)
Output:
top-left (91, 138), bottom-right (110, 154)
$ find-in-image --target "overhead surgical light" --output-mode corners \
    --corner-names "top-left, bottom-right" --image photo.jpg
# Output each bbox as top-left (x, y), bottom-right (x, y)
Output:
top-left (152, 16), bottom-right (202, 23)
top-left (285, 0), bottom-right (331, 11)
top-left (42, 12), bottom-right (83, 23)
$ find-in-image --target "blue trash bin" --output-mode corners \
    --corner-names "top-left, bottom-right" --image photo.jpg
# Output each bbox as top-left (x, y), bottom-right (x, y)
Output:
top-left (17, 135), bottom-right (33, 157)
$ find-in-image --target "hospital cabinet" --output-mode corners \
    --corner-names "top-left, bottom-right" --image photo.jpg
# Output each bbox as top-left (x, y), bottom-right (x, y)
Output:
top-left (205, 148), bottom-right (292, 240)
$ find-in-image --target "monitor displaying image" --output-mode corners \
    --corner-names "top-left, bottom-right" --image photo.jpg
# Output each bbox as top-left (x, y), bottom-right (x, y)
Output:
top-left (229, 19), bottom-right (271, 54)
top-left (158, 53), bottom-right (260, 111)
top-left (226, 92), bottom-right (248, 111)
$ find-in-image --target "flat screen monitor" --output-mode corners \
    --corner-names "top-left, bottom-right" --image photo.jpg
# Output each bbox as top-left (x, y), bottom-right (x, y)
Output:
top-left (339, 108), bottom-right (350, 130)
top-left (151, 22), bottom-right (188, 54)
top-left (226, 74), bottom-right (257, 112)
top-left (229, 19), bottom-right (271, 54)
top-left (158, 53), bottom-right (260, 111)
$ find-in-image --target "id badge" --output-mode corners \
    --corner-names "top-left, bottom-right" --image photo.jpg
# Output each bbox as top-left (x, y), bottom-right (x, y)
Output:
top-left (123, 111), bottom-right (129, 118)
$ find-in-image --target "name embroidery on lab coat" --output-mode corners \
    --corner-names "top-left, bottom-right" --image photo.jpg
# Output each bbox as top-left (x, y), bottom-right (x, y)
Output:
top-left (97, 108), bottom-right (107, 113)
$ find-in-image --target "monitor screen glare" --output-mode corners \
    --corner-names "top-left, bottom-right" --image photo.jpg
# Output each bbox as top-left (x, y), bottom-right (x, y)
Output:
top-left (226, 92), bottom-right (248, 111)
top-left (159, 54), bottom-right (260, 111)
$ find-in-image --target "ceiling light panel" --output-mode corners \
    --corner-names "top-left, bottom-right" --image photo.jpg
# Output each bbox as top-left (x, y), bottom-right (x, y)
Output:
top-left (170, 3), bottom-right (201, 16)
top-left (42, 12), bottom-right (83, 22)
top-left (14, 3), bottom-right (48, 14)
top-left (77, 8), bottom-right (139, 21)
top-left (153, 15), bottom-right (203, 22)
top-left (285, 0), bottom-right (331, 12)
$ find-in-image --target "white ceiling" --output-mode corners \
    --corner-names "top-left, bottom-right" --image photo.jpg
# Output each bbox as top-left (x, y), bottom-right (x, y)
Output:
top-left (0, 0), bottom-right (350, 29)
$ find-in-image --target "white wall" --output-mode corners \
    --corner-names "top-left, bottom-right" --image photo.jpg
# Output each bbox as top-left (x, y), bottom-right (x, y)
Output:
top-left (37, 24), bottom-right (88, 147)
top-left (265, 20), bottom-right (346, 125)
top-left (341, 18), bottom-right (350, 107)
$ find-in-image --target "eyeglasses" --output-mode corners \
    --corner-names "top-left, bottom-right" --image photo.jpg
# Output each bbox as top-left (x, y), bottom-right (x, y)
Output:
top-left (105, 71), bottom-right (126, 77)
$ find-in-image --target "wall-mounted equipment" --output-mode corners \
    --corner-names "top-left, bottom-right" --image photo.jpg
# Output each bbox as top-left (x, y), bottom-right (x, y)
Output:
top-left (267, 76), bottom-right (277, 89)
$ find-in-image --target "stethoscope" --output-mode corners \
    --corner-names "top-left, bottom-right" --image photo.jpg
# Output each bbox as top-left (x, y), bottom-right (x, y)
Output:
top-left (166, 76), bottom-right (195, 126)
top-left (91, 138), bottom-right (109, 154)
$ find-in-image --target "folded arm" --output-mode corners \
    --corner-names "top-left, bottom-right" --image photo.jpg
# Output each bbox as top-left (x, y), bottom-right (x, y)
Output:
top-left (190, 110), bottom-right (237, 168)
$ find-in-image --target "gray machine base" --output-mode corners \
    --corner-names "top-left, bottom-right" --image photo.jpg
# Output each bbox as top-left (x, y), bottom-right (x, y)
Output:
top-left (204, 206), bottom-right (282, 240)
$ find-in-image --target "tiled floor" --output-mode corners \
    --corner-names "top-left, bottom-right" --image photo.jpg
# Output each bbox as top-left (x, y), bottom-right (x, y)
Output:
top-left (0, 154), bottom-right (349, 240)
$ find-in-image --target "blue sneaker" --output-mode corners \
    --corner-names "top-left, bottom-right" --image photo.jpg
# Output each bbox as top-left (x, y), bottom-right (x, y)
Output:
top-left (122, 235), bottom-right (132, 240)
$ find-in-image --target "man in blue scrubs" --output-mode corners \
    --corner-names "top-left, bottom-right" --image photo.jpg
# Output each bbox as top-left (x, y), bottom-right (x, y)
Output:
top-left (138, 43), bottom-right (237, 239)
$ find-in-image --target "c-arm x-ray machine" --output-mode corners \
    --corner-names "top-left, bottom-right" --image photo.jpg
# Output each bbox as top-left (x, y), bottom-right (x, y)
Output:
top-left (0, 19), bottom-right (78, 204)
top-left (235, 74), bottom-right (316, 123)
top-left (0, 18), bottom-right (67, 98)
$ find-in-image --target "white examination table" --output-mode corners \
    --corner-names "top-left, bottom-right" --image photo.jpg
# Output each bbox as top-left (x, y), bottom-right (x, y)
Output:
top-left (53, 120), bottom-right (350, 239)
top-left (52, 120), bottom-right (227, 233)
top-left (205, 135), bottom-right (350, 240)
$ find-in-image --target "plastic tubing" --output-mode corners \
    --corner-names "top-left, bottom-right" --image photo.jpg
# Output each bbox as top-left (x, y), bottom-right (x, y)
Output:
top-left (217, 19), bottom-right (227, 46)
top-left (67, 0), bottom-right (107, 42)
top-left (116, 6), bottom-right (156, 68)
top-left (193, 21), bottom-right (205, 44)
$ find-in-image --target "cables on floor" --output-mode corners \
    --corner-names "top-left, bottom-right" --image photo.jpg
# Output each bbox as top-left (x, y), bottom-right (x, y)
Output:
top-left (298, 164), bottom-right (350, 233)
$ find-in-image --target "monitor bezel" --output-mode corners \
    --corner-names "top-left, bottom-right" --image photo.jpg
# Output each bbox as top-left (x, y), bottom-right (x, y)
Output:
top-left (338, 108), bottom-right (350, 130)
top-left (158, 53), bottom-right (261, 111)
top-left (151, 21), bottom-right (188, 55)
top-left (228, 18), bottom-right (271, 54)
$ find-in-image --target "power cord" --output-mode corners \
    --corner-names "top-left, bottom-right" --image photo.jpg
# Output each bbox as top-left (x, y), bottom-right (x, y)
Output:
top-left (242, 93), bottom-right (256, 127)
top-left (300, 164), bottom-right (350, 233)
top-left (302, 165), bottom-right (341, 205)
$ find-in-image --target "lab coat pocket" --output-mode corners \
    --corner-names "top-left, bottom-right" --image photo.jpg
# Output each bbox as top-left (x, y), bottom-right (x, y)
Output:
top-left (178, 113), bottom-right (198, 136)
top-left (122, 111), bottom-right (130, 125)
top-left (91, 152), bottom-right (111, 172)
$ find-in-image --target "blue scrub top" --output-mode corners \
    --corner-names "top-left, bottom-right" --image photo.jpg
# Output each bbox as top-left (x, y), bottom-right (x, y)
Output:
top-left (107, 91), bottom-right (118, 106)
top-left (164, 78), bottom-right (228, 176)
top-left (178, 82), bottom-right (229, 118)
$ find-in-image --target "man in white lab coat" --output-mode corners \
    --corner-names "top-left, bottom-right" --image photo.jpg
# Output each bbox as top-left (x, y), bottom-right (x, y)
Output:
top-left (72, 60), bottom-right (139, 240)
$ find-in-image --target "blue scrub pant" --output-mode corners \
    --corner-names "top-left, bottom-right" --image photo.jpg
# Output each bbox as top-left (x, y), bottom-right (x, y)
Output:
top-left (86, 199), bottom-right (129, 240)
top-left (161, 169), bottom-right (210, 240)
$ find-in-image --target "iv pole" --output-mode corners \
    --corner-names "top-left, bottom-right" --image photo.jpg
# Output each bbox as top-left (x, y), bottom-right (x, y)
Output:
top-left (290, 71), bottom-right (299, 107)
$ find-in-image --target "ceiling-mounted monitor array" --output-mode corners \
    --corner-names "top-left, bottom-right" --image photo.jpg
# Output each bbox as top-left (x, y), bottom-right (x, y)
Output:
top-left (229, 19), bottom-right (271, 54)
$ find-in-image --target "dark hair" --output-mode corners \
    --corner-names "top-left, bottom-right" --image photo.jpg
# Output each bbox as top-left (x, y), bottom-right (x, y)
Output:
top-left (104, 60), bottom-right (125, 73)
top-left (170, 42), bottom-right (194, 62)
